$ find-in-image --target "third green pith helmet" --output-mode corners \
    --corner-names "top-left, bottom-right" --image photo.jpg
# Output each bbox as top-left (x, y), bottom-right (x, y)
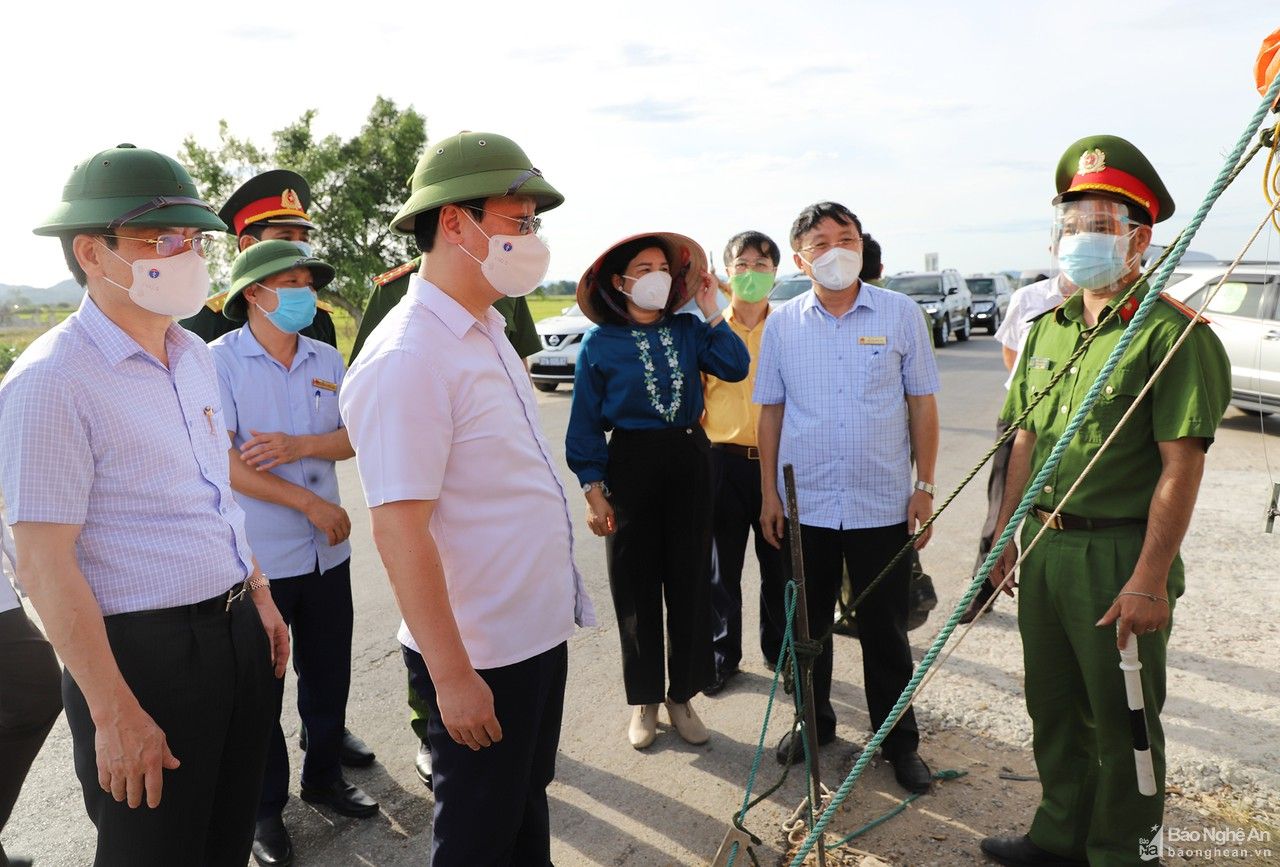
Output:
top-left (223, 239), bottom-right (335, 322)
top-left (390, 131), bottom-right (564, 234)
top-left (33, 144), bottom-right (225, 236)
top-left (1053, 134), bottom-right (1175, 224)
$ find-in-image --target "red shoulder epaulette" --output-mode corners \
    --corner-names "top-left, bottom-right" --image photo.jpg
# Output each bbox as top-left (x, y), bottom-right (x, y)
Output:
top-left (373, 257), bottom-right (422, 287)
top-left (1158, 292), bottom-right (1210, 324)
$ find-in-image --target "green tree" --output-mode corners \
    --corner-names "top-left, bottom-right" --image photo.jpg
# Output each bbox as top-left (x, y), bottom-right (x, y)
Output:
top-left (180, 96), bottom-right (427, 323)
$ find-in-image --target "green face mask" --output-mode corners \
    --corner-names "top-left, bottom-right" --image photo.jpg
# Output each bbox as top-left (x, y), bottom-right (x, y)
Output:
top-left (730, 270), bottom-right (774, 302)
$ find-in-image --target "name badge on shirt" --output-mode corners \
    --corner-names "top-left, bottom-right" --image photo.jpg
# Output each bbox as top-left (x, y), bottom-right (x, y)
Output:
top-left (312, 378), bottom-right (338, 393)
top-left (858, 336), bottom-right (887, 345)
top-left (1028, 357), bottom-right (1053, 371)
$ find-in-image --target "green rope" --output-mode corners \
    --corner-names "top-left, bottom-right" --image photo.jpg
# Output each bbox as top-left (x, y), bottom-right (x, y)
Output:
top-left (825, 770), bottom-right (968, 850)
top-left (787, 74), bottom-right (1280, 867)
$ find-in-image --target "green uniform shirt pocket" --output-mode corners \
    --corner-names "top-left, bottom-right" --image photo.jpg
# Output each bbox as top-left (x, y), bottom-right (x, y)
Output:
top-left (1022, 367), bottom-right (1057, 432)
top-left (1082, 364), bottom-right (1146, 443)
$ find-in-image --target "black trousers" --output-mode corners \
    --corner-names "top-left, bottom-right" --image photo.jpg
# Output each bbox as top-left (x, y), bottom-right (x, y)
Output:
top-left (402, 642), bottom-right (567, 867)
top-left (605, 426), bottom-right (715, 705)
top-left (0, 607), bottom-right (63, 835)
top-left (259, 558), bottom-right (354, 819)
top-left (782, 522), bottom-right (919, 757)
top-left (708, 447), bottom-right (787, 674)
top-left (62, 590), bottom-right (275, 867)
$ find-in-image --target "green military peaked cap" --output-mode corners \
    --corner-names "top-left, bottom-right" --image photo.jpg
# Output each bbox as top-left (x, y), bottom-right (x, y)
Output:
top-left (34, 144), bottom-right (226, 236)
top-left (1054, 134), bottom-right (1175, 224)
top-left (224, 239), bottom-right (334, 322)
top-left (218, 169), bottom-right (315, 236)
top-left (390, 131), bottom-right (564, 235)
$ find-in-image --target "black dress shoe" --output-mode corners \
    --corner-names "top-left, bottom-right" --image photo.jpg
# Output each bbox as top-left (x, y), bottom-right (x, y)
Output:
top-left (775, 724), bottom-right (837, 765)
top-left (299, 726), bottom-right (376, 767)
top-left (252, 814), bottom-right (294, 867)
top-left (888, 750), bottom-right (933, 794)
top-left (703, 666), bottom-right (739, 696)
top-left (300, 778), bottom-right (379, 818)
top-left (415, 742), bottom-right (434, 791)
top-left (979, 834), bottom-right (1087, 866)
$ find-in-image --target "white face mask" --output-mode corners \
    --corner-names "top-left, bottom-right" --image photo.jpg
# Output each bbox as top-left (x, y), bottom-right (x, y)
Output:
top-left (805, 247), bottom-right (862, 291)
top-left (621, 271), bottom-right (672, 310)
top-left (99, 243), bottom-right (211, 318)
top-left (460, 210), bottom-right (550, 297)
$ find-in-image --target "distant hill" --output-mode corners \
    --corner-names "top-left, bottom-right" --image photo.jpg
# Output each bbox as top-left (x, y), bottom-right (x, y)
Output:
top-left (0, 280), bottom-right (83, 307)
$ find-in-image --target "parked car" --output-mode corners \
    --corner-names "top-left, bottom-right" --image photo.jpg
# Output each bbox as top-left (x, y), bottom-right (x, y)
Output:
top-left (769, 272), bottom-right (812, 304)
top-left (884, 270), bottom-right (973, 347)
top-left (965, 273), bottom-right (1013, 334)
top-left (529, 302), bottom-right (592, 392)
top-left (1158, 262), bottom-right (1280, 415)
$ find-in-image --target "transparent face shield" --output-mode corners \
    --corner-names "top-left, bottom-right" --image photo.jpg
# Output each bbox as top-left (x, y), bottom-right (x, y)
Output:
top-left (1050, 198), bottom-right (1138, 255)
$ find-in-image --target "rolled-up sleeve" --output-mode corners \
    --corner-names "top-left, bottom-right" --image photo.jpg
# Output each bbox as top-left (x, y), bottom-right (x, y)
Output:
top-left (0, 367), bottom-right (92, 524)
top-left (340, 350), bottom-right (451, 506)
top-left (566, 335), bottom-right (609, 486)
top-left (752, 315), bottom-right (785, 405)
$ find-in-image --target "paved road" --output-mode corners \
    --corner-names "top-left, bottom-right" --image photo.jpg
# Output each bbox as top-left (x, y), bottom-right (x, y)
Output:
top-left (6, 331), bottom-right (1278, 865)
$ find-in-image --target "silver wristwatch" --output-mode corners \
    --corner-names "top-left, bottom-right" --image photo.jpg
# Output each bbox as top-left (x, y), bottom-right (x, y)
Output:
top-left (914, 480), bottom-right (937, 496)
top-left (582, 481), bottom-right (611, 496)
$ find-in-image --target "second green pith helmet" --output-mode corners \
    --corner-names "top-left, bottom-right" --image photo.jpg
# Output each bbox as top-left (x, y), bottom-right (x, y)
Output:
top-left (33, 144), bottom-right (226, 236)
top-left (224, 239), bottom-right (335, 321)
top-left (390, 131), bottom-right (564, 234)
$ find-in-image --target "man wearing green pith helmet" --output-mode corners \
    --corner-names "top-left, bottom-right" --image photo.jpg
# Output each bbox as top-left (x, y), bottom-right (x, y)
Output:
top-left (981, 135), bottom-right (1230, 867)
top-left (1, 144), bottom-right (288, 866)
top-left (340, 131), bottom-right (595, 866)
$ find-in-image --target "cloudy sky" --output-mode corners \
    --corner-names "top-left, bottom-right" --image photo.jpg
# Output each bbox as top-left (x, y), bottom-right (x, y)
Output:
top-left (2, 1), bottom-right (1277, 289)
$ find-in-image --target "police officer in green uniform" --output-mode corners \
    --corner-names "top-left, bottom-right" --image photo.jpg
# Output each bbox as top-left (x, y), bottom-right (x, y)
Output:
top-left (180, 170), bottom-right (338, 348)
top-left (350, 256), bottom-right (540, 365)
top-left (980, 136), bottom-right (1230, 867)
top-left (347, 134), bottom-right (551, 793)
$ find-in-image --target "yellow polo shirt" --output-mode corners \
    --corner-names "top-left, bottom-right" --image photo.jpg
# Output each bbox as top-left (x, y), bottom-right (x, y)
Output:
top-left (702, 304), bottom-right (769, 446)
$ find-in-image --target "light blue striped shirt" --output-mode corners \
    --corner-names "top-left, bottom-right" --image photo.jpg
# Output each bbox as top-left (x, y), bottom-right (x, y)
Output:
top-left (0, 296), bottom-right (255, 615)
top-left (210, 325), bottom-right (351, 578)
top-left (753, 284), bottom-right (940, 530)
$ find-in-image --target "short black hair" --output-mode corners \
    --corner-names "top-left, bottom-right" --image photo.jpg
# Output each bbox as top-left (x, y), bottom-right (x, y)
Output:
top-left (61, 232), bottom-right (115, 287)
top-left (723, 231), bottom-right (781, 267)
top-left (412, 197), bottom-right (488, 254)
top-left (860, 233), bottom-right (882, 282)
top-left (240, 223), bottom-right (268, 241)
top-left (591, 235), bottom-right (673, 326)
top-left (789, 202), bottom-right (863, 251)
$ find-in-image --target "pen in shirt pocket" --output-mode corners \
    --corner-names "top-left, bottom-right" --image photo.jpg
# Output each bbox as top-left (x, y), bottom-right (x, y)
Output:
top-left (204, 406), bottom-right (215, 435)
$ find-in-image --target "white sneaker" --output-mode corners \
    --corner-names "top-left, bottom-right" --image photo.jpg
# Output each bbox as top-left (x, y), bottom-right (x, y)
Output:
top-left (664, 698), bottom-right (710, 745)
top-left (628, 704), bottom-right (658, 749)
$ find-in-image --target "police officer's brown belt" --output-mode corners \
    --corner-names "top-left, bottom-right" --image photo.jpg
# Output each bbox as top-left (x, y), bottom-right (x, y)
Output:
top-left (711, 443), bottom-right (760, 460)
top-left (1031, 508), bottom-right (1146, 531)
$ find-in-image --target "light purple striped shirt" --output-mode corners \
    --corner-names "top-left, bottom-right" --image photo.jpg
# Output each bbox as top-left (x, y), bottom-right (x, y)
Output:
top-left (0, 296), bottom-right (255, 615)
top-left (753, 284), bottom-right (940, 530)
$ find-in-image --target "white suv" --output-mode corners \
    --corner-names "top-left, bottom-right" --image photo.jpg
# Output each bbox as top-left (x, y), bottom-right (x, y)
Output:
top-left (529, 302), bottom-right (593, 392)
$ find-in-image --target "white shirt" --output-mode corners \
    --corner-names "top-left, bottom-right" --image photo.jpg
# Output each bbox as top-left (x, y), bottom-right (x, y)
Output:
top-left (995, 276), bottom-right (1068, 389)
top-left (340, 275), bottom-right (595, 669)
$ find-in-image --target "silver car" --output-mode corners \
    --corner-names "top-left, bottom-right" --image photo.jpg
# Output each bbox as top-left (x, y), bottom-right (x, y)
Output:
top-left (1162, 262), bottom-right (1280, 415)
top-left (529, 303), bottom-right (592, 392)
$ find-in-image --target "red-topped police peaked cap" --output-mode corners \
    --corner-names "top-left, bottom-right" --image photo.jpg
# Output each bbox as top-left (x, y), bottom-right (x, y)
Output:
top-left (217, 169), bottom-right (315, 236)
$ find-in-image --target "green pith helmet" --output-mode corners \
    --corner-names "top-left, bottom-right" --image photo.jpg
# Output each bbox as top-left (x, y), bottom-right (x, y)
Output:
top-left (34, 144), bottom-right (226, 236)
top-left (390, 131), bottom-right (564, 235)
top-left (224, 239), bottom-right (335, 322)
top-left (1053, 134), bottom-right (1175, 224)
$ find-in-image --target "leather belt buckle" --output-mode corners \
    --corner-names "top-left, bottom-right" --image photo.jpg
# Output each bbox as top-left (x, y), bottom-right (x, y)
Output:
top-left (747, 446), bottom-right (760, 460)
top-left (1037, 508), bottom-right (1065, 530)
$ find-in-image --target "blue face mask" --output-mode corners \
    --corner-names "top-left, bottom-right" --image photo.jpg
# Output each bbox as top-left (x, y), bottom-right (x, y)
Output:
top-left (1055, 232), bottom-right (1133, 292)
top-left (255, 285), bottom-right (317, 333)
top-left (292, 241), bottom-right (315, 257)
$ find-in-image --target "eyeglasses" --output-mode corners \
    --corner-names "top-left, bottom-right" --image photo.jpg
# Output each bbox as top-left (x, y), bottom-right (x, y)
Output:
top-left (800, 237), bottom-right (862, 256)
top-left (730, 258), bottom-right (775, 273)
top-left (1054, 215), bottom-right (1134, 237)
top-left (472, 209), bottom-right (542, 235)
top-left (100, 233), bottom-right (215, 258)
